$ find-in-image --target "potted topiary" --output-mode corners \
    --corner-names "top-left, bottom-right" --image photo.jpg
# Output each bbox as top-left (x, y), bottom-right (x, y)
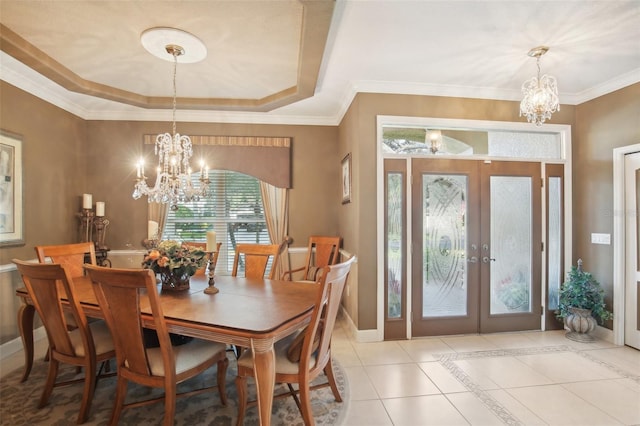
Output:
top-left (556, 259), bottom-right (613, 342)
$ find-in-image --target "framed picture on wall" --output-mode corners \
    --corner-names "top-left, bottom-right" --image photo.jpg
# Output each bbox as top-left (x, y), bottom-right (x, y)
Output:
top-left (341, 152), bottom-right (351, 204)
top-left (0, 130), bottom-right (24, 246)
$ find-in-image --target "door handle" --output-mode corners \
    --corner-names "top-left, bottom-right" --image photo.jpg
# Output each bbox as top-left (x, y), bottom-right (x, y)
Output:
top-left (482, 256), bottom-right (496, 263)
top-left (467, 256), bottom-right (478, 263)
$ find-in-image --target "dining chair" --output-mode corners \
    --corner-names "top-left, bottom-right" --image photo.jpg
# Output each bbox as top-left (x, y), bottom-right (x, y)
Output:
top-left (231, 242), bottom-right (283, 279)
top-left (234, 255), bottom-right (356, 426)
top-left (35, 241), bottom-right (97, 278)
top-left (84, 265), bottom-right (229, 426)
top-left (12, 259), bottom-right (116, 424)
top-left (281, 236), bottom-right (341, 282)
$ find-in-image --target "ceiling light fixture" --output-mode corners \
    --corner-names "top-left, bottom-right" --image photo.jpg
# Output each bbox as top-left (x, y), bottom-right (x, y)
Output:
top-left (427, 130), bottom-right (442, 154)
top-left (133, 29), bottom-right (208, 210)
top-left (519, 46), bottom-right (560, 126)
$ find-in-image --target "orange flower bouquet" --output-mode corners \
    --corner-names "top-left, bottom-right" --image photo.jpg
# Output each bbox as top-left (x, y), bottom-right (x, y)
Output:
top-left (142, 240), bottom-right (206, 290)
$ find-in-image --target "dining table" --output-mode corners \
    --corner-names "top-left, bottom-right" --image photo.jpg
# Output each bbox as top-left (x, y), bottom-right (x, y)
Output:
top-left (15, 273), bottom-right (319, 426)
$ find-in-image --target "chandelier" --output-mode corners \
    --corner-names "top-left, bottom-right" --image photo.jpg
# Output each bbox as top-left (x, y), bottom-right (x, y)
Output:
top-left (133, 39), bottom-right (208, 210)
top-left (519, 46), bottom-right (560, 126)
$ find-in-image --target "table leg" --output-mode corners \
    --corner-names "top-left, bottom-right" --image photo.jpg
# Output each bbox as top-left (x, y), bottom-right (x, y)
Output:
top-left (17, 303), bottom-right (35, 382)
top-left (251, 339), bottom-right (276, 426)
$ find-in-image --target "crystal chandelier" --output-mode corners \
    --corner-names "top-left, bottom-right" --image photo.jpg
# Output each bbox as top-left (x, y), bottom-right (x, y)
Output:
top-left (519, 46), bottom-right (560, 126)
top-left (133, 43), bottom-right (209, 210)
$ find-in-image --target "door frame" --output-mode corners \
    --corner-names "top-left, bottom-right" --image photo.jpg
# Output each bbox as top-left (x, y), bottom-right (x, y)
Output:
top-left (376, 116), bottom-right (573, 340)
top-left (613, 143), bottom-right (640, 345)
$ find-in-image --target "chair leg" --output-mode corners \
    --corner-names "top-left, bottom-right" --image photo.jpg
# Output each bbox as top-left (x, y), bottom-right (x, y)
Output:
top-left (163, 385), bottom-right (176, 426)
top-left (110, 375), bottom-right (128, 426)
top-left (235, 375), bottom-right (248, 426)
top-left (323, 359), bottom-right (342, 402)
top-left (217, 357), bottom-right (229, 406)
top-left (77, 361), bottom-right (98, 424)
top-left (299, 380), bottom-right (315, 426)
top-left (38, 358), bottom-right (59, 408)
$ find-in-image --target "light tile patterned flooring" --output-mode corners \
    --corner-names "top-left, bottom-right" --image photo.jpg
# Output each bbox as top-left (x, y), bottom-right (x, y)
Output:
top-left (2, 319), bottom-right (639, 425)
top-left (331, 317), bottom-right (640, 426)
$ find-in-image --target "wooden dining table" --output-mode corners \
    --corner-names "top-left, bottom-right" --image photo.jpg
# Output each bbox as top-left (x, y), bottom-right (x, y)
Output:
top-left (15, 274), bottom-right (319, 426)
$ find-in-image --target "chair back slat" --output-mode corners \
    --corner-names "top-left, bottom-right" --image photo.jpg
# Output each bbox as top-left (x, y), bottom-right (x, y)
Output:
top-left (13, 260), bottom-right (88, 357)
top-left (232, 243), bottom-right (282, 279)
top-left (303, 256), bottom-right (355, 371)
top-left (35, 242), bottom-right (97, 278)
top-left (85, 265), bottom-right (173, 376)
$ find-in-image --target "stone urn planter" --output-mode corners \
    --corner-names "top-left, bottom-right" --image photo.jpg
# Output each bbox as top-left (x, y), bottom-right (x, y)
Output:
top-left (564, 307), bottom-right (598, 342)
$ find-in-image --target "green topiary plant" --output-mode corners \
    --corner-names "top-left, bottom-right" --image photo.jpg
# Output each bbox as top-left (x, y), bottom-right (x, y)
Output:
top-left (556, 259), bottom-right (612, 323)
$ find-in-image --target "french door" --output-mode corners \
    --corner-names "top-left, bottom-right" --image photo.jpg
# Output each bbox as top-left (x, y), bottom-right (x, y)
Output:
top-left (411, 159), bottom-right (542, 336)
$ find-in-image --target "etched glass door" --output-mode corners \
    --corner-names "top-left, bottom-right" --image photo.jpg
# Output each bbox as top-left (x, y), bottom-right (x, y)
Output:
top-left (412, 159), bottom-right (541, 336)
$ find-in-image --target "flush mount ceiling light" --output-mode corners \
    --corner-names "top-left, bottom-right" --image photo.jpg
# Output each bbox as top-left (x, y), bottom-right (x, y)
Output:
top-left (133, 28), bottom-right (209, 210)
top-left (519, 46), bottom-right (560, 126)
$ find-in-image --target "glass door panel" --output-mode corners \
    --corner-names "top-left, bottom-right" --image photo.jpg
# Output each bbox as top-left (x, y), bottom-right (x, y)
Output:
top-left (489, 176), bottom-right (533, 314)
top-left (422, 175), bottom-right (468, 317)
top-left (384, 159), bottom-right (407, 340)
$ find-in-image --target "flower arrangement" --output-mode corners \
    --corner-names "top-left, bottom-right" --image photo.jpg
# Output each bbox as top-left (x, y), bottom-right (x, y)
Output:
top-left (142, 240), bottom-right (207, 281)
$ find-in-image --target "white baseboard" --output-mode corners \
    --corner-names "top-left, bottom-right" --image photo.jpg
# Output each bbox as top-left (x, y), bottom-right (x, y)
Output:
top-left (0, 326), bottom-right (47, 360)
top-left (339, 306), bottom-right (381, 343)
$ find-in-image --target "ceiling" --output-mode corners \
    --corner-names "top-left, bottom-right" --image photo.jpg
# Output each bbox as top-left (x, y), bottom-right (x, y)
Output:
top-left (1, 1), bottom-right (639, 126)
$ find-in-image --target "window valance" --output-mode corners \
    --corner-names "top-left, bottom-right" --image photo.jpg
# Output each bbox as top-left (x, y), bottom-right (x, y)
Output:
top-left (143, 135), bottom-right (291, 188)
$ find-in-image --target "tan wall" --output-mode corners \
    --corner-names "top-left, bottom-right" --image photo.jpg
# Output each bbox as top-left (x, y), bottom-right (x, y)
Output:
top-left (0, 82), bottom-right (87, 264)
top-left (338, 92), bottom-right (577, 330)
top-left (573, 82), bottom-right (640, 322)
top-left (84, 121), bottom-right (340, 250)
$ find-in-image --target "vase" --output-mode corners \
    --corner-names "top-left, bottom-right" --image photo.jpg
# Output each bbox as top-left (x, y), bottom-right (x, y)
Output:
top-left (564, 307), bottom-right (597, 342)
top-left (159, 268), bottom-right (191, 291)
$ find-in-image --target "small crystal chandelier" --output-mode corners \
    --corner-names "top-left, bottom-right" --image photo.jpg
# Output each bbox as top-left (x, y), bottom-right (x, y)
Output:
top-left (133, 43), bottom-right (209, 210)
top-left (519, 46), bottom-right (560, 126)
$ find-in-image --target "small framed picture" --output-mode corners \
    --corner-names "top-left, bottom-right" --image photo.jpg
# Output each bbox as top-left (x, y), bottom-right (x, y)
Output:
top-left (341, 153), bottom-right (351, 204)
top-left (0, 130), bottom-right (24, 246)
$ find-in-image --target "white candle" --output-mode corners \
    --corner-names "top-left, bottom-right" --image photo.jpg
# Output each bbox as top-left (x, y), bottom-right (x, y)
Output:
top-left (95, 202), bottom-right (105, 217)
top-left (206, 231), bottom-right (217, 252)
top-left (82, 193), bottom-right (92, 209)
top-left (148, 220), bottom-right (159, 240)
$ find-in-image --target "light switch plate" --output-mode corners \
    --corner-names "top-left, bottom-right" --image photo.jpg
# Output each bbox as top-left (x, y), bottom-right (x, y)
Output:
top-left (591, 233), bottom-right (611, 245)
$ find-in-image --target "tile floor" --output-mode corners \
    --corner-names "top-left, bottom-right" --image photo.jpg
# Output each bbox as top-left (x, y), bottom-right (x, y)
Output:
top-left (331, 317), bottom-right (640, 426)
top-left (2, 320), bottom-right (639, 426)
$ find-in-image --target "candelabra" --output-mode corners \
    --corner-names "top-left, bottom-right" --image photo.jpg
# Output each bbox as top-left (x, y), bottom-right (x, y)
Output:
top-left (77, 208), bottom-right (95, 243)
top-left (204, 242), bottom-right (222, 295)
top-left (93, 217), bottom-right (110, 250)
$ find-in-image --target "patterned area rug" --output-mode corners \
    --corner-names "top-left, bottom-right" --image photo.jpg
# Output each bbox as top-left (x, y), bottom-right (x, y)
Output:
top-left (0, 354), bottom-right (349, 425)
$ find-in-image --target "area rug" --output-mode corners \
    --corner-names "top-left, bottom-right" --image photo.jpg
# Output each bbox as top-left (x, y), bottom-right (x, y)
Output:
top-left (0, 354), bottom-right (349, 425)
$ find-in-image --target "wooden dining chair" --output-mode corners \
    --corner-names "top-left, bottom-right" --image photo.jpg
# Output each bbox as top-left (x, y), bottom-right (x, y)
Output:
top-left (231, 242), bottom-right (283, 279)
top-left (84, 265), bottom-right (229, 426)
top-left (234, 255), bottom-right (356, 426)
top-left (281, 236), bottom-right (341, 282)
top-left (12, 259), bottom-right (116, 424)
top-left (35, 242), bottom-right (97, 278)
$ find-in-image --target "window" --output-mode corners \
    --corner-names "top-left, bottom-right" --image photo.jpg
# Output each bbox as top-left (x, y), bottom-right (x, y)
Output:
top-left (162, 170), bottom-right (269, 274)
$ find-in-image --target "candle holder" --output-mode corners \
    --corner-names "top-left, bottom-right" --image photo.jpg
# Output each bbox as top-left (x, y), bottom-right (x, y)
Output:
top-left (77, 208), bottom-right (95, 243)
top-left (93, 216), bottom-right (110, 250)
top-left (204, 242), bottom-right (222, 295)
